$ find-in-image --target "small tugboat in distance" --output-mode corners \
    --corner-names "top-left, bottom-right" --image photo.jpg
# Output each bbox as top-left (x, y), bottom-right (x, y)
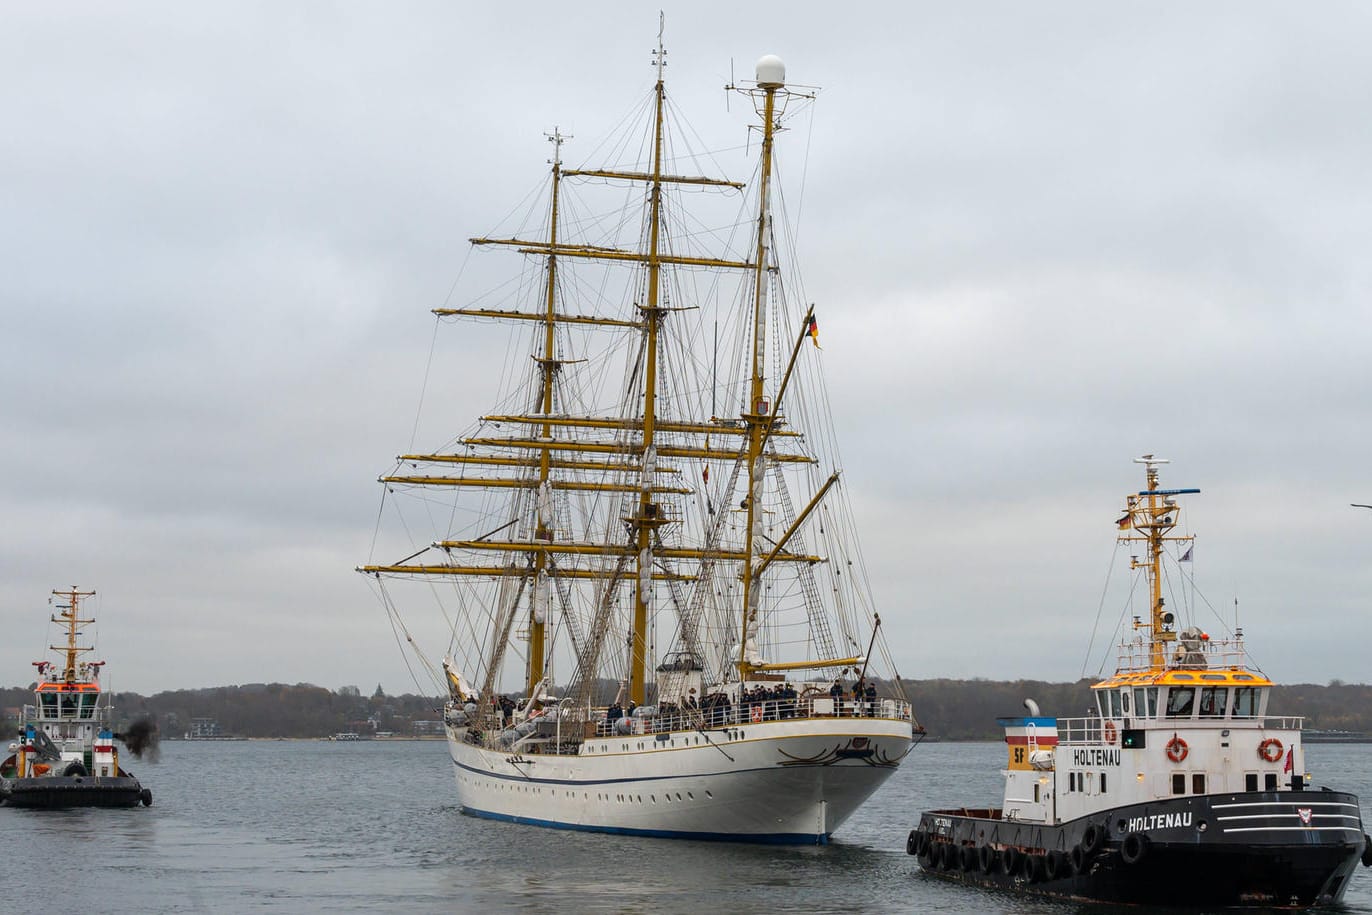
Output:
top-left (1, 587), bottom-right (154, 809)
top-left (906, 456), bottom-right (1372, 906)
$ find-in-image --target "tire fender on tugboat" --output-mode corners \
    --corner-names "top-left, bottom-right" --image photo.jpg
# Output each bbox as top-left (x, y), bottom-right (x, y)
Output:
top-left (1361, 834), bottom-right (1372, 868)
top-left (1019, 853), bottom-right (1043, 883)
top-left (1121, 831), bottom-right (1151, 865)
top-left (1079, 822), bottom-right (1104, 856)
top-left (1044, 850), bottom-right (1066, 880)
top-left (999, 847), bottom-right (1020, 876)
top-left (978, 844), bottom-right (996, 873)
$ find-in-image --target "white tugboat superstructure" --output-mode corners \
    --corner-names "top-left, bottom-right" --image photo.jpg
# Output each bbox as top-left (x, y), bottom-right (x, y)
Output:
top-left (907, 457), bottom-right (1371, 905)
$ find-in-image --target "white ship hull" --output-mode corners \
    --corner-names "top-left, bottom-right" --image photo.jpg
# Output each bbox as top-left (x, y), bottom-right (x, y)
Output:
top-left (445, 716), bottom-right (912, 843)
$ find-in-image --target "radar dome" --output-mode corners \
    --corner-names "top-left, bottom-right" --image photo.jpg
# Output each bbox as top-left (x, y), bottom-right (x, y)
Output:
top-left (755, 55), bottom-right (786, 88)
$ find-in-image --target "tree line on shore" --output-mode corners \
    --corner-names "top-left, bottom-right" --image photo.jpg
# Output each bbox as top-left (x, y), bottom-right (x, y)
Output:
top-left (3, 678), bottom-right (1370, 741)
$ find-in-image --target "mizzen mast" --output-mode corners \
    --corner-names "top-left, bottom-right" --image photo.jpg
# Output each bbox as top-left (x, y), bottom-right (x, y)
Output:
top-left (524, 126), bottom-right (569, 695)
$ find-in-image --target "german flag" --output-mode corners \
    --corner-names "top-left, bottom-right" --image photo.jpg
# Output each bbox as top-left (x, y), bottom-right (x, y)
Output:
top-left (808, 314), bottom-right (820, 349)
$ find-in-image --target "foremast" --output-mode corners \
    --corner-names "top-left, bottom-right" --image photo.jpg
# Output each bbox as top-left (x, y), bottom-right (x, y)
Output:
top-left (737, 61), bottom-right (781, 676)
top-left (730, 58), bottom-right (857, 678)
top-left (1117, 455), bottom-right (1199, 670)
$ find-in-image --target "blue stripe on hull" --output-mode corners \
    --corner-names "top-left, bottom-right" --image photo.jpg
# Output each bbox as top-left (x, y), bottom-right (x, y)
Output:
top-left (460, 805), bottom-right (831, 845)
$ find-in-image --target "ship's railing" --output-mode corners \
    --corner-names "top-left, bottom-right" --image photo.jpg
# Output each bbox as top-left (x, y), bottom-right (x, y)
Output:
top-left (1054, 714), bottom-right (1305, 745)
top-left (592, 695), bottom-right (913, 738)
top-left (1112, 636), bottom-right (1262, 675)
top-left (452, 694), bottom-right (914, 750)
top-left (25, 697), bottom-right (104, 721)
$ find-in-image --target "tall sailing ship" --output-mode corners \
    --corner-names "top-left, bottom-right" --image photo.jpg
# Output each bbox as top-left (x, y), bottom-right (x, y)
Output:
top-left (360, 42), bottom-right (917, 843)
top-left (906, 457), bottom-right (1371, 905)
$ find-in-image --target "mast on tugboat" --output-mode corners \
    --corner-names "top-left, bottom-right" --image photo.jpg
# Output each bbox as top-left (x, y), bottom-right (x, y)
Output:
top-left (50, 586), bottom-right (96, 684)
top-left (1118, 455), bottom-right (1199, 670)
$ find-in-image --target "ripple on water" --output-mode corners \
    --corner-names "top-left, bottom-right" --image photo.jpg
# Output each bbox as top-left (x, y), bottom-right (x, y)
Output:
top-left (2, 739), bottom-right (1369, 913)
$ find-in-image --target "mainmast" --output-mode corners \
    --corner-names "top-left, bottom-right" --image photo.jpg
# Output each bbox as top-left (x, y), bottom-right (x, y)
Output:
top-left (624, 33), bottom-right (673, 707)
top-left (50, 586), bottom-right (96, 684)
top-left (1120, 455), bottom-right (1199, 669)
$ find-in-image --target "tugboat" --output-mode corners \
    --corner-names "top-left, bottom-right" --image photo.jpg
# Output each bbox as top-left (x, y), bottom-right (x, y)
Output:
top-left (1, 587), bottom-right (153, 808)
top-left (906, 457), bottom-right (1372, 906)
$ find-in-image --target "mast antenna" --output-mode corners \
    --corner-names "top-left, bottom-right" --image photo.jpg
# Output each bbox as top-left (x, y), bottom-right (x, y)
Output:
top-left (652, 12), bottom-right (667, 79)
top-left (545, 126), bottom-right (569, 167)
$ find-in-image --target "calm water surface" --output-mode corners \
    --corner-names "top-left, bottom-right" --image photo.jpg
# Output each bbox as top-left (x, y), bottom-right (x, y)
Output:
top-left (3, 739), bottom-right (1369, 913)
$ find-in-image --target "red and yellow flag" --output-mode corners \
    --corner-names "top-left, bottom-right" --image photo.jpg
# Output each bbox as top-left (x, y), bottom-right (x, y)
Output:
top-left (808, 315), bottom-right (820, 349)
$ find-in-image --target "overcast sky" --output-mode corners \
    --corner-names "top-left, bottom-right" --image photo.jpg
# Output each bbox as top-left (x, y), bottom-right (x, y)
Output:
top-left (4, 3), bottom-right (1370, 697)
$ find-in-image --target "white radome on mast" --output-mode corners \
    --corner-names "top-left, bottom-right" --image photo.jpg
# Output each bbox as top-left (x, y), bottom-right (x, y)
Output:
top-left (755, 55), bottom-right (786, 88)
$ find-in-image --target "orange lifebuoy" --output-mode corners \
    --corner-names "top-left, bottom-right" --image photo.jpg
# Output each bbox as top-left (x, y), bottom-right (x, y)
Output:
top-left (1259, 738), bottom-right (1283, 763)
top-left (1103, 721), bottom-right (1117, 745)
top-left (1166, 735), bottom-right (1188, 763)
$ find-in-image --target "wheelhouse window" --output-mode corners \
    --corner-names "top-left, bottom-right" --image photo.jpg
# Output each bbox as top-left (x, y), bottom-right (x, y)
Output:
top-left (1199, 687), bottom-right (1228, 718)
top-left (79, 693), bottom-right (98, 719)
top-left (1098, 690), bottom-right (1123, 718)
top-left (1165, 687), bottom-right (1195, 718)
top-left (1133, 687), bottom-right (1158, 718)
top-left (39, 693), bottom-right (58, 716)
top-left (1232, 687), bottom-right (1259, 718)
top-left (1120, 690), bottom-right (1131, 715)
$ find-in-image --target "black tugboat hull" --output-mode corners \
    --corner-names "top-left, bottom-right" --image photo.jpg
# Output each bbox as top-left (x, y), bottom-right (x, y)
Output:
top-left (909, 791), bottom-right (1368, 907)
top-left (1, 775), bottom-right (148, 809)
